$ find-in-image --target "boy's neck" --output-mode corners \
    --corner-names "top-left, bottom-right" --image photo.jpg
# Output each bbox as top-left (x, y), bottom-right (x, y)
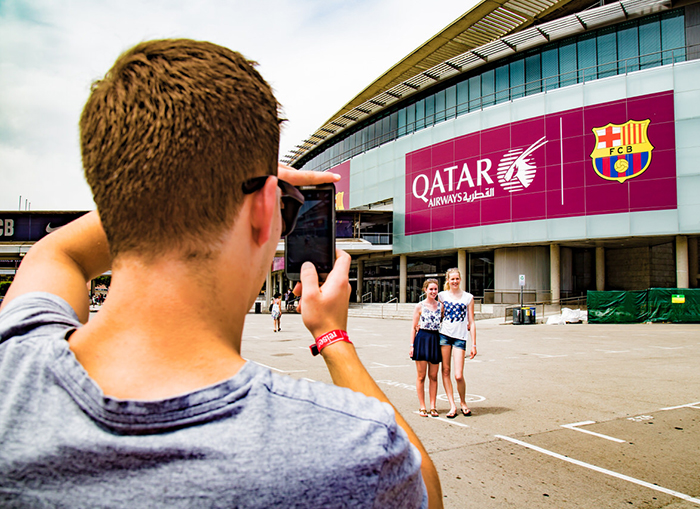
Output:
top-left (68, 257), bottom-right (252, 400)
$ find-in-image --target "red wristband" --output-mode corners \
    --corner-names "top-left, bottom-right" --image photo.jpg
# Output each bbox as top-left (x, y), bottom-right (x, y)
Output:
top-left (309, 329), bottom-right (351, 356)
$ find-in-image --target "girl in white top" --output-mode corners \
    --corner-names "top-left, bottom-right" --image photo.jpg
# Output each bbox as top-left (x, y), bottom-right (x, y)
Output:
top-left (438, 268), bottom-right (477, 418)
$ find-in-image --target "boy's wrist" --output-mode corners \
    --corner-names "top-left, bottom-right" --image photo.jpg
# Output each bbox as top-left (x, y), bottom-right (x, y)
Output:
top-left (309, 329), bottom-right (351, 356)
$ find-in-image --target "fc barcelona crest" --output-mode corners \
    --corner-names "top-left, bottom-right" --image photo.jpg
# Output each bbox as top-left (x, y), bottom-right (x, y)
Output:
top-left (590, 119), bottom-right (654, 183)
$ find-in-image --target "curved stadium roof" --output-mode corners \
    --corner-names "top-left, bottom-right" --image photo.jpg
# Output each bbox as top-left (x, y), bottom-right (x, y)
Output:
top-left (283, 0), bottom-right (671, 166)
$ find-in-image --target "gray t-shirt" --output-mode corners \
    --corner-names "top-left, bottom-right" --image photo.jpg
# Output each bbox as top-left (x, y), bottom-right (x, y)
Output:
top-left (0, 293), bottom-right (427, 508)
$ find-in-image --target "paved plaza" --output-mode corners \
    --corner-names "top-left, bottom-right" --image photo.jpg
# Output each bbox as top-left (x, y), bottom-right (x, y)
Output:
top-left (242, 311), bottom-right (700, 508)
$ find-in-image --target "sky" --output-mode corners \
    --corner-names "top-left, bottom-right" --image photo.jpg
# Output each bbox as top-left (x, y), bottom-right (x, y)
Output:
top-left (0, 0), bottom-right (477, 211)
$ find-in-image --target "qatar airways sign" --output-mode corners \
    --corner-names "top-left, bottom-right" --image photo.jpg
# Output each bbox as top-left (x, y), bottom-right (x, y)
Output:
top-left (405, 91), bottom-right (677, 235)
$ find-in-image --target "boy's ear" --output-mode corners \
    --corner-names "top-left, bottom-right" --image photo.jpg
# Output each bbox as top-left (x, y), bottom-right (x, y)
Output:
top-left (248, 176), bottom-right (279, 247)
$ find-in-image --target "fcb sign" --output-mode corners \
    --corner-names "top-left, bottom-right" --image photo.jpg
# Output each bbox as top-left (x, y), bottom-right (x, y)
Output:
top-left (591, 120), bottom-right (654, 183)
top-left (404, 90), bottom-right (676, 236)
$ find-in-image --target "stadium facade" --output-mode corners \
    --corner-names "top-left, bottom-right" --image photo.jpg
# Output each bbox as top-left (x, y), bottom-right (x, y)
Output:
top-left (284, 0), bottom-right (700, 306)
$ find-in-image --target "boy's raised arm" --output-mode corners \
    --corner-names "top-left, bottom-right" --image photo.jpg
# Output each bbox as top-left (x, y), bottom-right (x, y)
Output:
top-left (296, 251), bottom-right (444, 509)
top-left (1, 211), bottom-right (111, 323)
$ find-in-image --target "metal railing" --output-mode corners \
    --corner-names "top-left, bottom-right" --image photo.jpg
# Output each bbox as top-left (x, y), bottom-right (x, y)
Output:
top-left (381, 297), bottom-right (399, 318)
top-left (361, 292), bottom-right (373, 307)
top-left (360, 233), bottom-right (393, 245)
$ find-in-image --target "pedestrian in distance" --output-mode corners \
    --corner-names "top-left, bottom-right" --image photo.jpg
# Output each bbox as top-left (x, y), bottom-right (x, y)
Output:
top-left (271, 292), bottom-right (282, 332)
top-left (410, 279), bottom-right (443, 418)
top-left (438, 268), bottom-right (477, 418)
top-left (0, 39), bottom-right (442, 508)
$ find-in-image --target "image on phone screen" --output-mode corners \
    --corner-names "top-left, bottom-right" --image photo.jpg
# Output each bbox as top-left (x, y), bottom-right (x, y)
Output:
top-left (285, 186), bottom-right (335, 280)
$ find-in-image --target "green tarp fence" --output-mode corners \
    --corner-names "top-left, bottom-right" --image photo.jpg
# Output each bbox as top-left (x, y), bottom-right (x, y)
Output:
top-left (587, 289), bottom-right (700, 323)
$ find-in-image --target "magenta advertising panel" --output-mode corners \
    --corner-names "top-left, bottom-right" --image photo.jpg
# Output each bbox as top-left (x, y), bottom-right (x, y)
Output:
top-left (326, 160), bottom-right (350, 210)
top-left (405, 91), bottom-right (677, 235)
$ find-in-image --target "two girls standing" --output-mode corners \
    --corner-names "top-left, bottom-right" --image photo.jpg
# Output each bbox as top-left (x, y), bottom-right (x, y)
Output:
top-left (410, 269), bottom-right (477, 418)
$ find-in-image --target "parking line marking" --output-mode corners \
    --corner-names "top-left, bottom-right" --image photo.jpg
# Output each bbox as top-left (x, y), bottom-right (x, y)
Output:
top-left (495, 435), bottom-right (700, 506)
top-left (561, 421), bottom-right (626, 443)
top-left (251, 361), bottom-right (306, 374)
top-left (370, 362), bottom-right (412, 368)
top-left (660, 401), bottom-right (700, 411)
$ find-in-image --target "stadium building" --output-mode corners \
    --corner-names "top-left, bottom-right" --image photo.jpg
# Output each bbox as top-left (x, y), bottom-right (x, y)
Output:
top-left (283, 0), bottom-right (700, 309)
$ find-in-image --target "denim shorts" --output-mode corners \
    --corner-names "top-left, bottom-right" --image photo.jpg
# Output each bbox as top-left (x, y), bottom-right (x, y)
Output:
top-left (439, 333), bottom-right (467, 351)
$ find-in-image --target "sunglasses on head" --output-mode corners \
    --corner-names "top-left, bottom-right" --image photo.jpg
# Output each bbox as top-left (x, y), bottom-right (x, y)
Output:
top-left (241, 176), bottom-right (304, 237)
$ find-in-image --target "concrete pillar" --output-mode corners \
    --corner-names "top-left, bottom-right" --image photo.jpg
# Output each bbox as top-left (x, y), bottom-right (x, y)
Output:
top-left (457, 249), bottom-right (467, 291)
top-left (689, 237), bottom-right (698, 288)
top-left (357, 259), bottom-right (364, 303)
top-left (399, 255), bottom-right (407, 304)
top-left (550, 243), bottom-right (560, 303)
top-left (265, 270), bottom-right (272, 310)
top-left (596, 246), bottom-right (605, 291)
top-left (676, 235), bottom-right (689, 288)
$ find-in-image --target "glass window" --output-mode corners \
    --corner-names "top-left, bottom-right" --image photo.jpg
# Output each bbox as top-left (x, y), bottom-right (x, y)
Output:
top-left (639, 16), bottom-right (661, 69)
top-left (617, 22), bottom-right (639, 73)
top-left (577, 33), bottom-right (597, 82)
top-left (445, 85), bottom-right (457, 119)
top-left (360, 125), bottom-right (369, 152)
top-left (366, 123), bottom-right (377, 150)
top-left (457, 81), bottom-right (469, 115)
top-left (559, 41), bottom-right (577, 87)
top-left (482, 69), bottom-right (495, 106)
top-left (424, 95), bottom-right (435, 127)
top-left (510, 59), bottom-right (525, 99)
top-left (661, 11), bottom-right (685, 64)
top-left (398, 108), bottom-right (407, 137)
top-left (406, 103), bottom-right (416, 134)
top-left (388, 112), bottom-right (398, 143)
top-left (351, 131), bottom-right (361, 157)
top-left (415, 99), bottom-right (425, 130)
top-left (541, 47), bottom-right (558, 91)
top-left (435, 89), bottom-right (446, 123)
top-left (468, 75), bottom-right (481, 111)
top-left (495, 64), bottom-right (509, 102)
top-left (525, 53), bottom-right (541, 95)
top-left (597, 27), bottom-right (617, 78)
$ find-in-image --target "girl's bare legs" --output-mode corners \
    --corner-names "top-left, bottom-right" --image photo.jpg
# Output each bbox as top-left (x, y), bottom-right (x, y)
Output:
top-left (452, 347), bottom-right (470, 412)
top-left (415, 360), bottom-right (428, 411)
top-left (440, 345), bottom-right (457, 415)
top-left (427, 362), bottom-right (440, 411)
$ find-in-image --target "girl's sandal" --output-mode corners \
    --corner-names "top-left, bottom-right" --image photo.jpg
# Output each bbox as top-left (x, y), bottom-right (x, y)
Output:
top-left (429, 409), bottom-right (439, 418)
top-left (419, 409), bottom-right (429, 417)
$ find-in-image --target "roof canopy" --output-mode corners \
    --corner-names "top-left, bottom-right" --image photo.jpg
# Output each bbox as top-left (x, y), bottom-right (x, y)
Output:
top-left (284, 0), bottom-right (671, 166)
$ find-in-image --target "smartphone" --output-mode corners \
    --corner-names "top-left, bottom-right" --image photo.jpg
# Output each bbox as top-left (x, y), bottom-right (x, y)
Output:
top-left (285, 184), bottom-right (336, 281)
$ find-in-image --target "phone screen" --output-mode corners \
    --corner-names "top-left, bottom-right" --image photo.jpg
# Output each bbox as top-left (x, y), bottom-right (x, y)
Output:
top-left (285, 184), bottom-right (335, 280)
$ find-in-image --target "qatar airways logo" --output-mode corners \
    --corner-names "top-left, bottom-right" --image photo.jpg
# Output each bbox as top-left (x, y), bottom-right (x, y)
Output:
top-left (411, 136), bottom-right (548, 207)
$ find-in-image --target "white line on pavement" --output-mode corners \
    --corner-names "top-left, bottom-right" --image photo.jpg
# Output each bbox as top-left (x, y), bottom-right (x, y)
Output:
top-left (495, 435), bottom-right (700, 506)
top-left (660, 401), bottom-right (700, 411)
top-left (251, 360), bottom-right (306, 374)
top-left (561, 421), bottom-right (626, 443)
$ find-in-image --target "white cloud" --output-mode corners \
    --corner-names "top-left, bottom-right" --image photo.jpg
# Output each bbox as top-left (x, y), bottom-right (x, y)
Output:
top-left (0, 0), bottom-right (475, 210)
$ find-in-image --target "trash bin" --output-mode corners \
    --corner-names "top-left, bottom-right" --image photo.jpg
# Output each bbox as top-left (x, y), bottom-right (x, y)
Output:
top-left (512, 308), bottom-right (522, 324)
top-left (255, 302), bottom-right (261, 314)
top-left (521, 306), bottom-right (536, 324)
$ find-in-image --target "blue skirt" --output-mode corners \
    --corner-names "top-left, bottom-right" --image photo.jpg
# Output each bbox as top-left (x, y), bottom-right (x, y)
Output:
top-left (411, 329), bottom-right (442, 364)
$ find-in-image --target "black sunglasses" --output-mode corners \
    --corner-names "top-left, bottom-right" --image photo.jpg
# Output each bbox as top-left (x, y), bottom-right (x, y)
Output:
top-left (241, 176), bottom-right (304, 237)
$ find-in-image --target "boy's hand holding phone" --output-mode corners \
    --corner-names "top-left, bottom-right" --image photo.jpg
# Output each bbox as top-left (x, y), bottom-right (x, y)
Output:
top-left (294, 250), bottom-right (351, 339)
